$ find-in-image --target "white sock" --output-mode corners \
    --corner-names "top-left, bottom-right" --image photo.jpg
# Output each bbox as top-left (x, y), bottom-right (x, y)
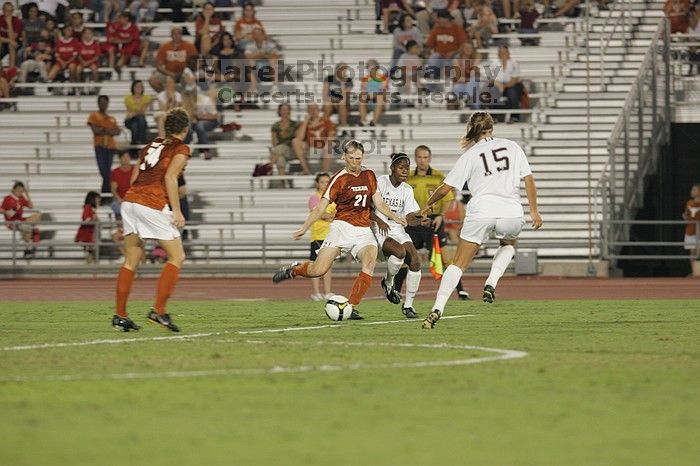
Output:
top-left (485, 245), bottom-right (515, 289)
top-left (403, 270), bottom-right (422, 308)
top-left (384, 255), bottom-right (404, 287)
top-left (432, 265), bottom-right (463, 315)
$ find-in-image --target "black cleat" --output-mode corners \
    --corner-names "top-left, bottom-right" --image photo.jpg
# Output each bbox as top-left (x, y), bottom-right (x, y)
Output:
top-left (402, 306), bottom-right (418, 319)
top-left (458, 290), bottom-right (471, 300)
top-left (422, 310), bottom-right (441, 329)
top-left (483, 285), bottom-right (496, 303)
top-left (381, 279), bottom-right (401, 304)
top-left (272, 261), bottom-right (298, 283)
top-left (349, 309), bottom-right (364, 320)
top-left (112, 315), bottom-right (141, 332)
top-left (147, 309), bottom-right (180, 332)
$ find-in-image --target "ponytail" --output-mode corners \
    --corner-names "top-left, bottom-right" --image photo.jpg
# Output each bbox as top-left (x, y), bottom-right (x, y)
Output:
top-left (460, 112), bottom-right (494, 149)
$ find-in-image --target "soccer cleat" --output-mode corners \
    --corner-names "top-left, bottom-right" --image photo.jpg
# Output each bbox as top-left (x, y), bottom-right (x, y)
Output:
top-left (272, 261), bottom-right (299, 283)
top-left (483, 285), bottom-right (496, 303)
top-left (349, 309), bottom-right (364, 320)
top-left (147, 309), bottom-right (180, 332)
top-left (310, 293), bottom-right (325, 301)
top-left (458, 290), bottom-right (471, 300)
top-left (402, 306), bottom-right (418, 319)
top-left (381, 279), bottom-right (401, 304)
top-left (112, 315), bottom-right (141, 332)
top-left (422, 310), bottom-right (441, 329)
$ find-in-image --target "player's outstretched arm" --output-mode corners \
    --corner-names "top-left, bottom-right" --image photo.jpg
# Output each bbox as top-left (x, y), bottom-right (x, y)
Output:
top-left (406, 210), bottom-right (423, 227)
top-left (372, 191), bottom-right (406, 226)
top-left (524, 175), bottom-right (542, 230)
top-left (420, 183), bottom-right (452, 217)
top-left (294, 197), bottom-right (330, 240)
top-left (370, 210), bottom-right (389, 235)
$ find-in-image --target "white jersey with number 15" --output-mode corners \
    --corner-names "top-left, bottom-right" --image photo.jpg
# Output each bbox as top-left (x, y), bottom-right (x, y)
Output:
top-left (443, 137), bottom-right (532, 220)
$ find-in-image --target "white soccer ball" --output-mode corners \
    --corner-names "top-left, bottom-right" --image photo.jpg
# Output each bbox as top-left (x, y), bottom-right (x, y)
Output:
top-left (325, 295), bottom-right (353, 321)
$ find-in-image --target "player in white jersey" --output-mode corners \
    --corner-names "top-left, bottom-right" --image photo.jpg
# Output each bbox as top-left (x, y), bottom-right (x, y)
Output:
top-left (419, 112), bottom-right (543, 329)
top-left (371, 153), bottom-right (426, 318)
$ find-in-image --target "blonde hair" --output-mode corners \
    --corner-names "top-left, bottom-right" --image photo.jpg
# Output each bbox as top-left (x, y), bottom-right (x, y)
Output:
top-left (460, 112), bottom-right (494, 149)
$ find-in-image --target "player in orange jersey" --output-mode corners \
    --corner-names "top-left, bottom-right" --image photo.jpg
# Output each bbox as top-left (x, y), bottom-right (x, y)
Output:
top-left (273, 140), bottom-right (407, 319)
top-left (111, 108), bottom-right (191, 332)
top-left (682, 182), bottom-right (700, 277)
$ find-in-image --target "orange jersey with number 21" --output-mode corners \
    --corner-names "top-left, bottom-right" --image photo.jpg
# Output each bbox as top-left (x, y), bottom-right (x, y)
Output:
top-left (323, 168), bottom-right (378, 227)
top-left (124, 137), bottom-right (191, 211)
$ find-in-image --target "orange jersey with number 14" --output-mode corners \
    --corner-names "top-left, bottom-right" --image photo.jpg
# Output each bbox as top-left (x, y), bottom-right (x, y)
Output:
top-left (323, 168), bottom-right (378, 227)
top-left (123, 137), bottom-right (191, 210)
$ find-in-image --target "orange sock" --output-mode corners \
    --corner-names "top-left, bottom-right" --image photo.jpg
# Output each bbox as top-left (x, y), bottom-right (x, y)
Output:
top-left (115, 267), bottom-right (135, 318)
top-left (349, 272), bottom-right (372, 306)
top-left (292, 261), bottom-right (311, 278)
top-left (154, 262), bottom-right (180, 314)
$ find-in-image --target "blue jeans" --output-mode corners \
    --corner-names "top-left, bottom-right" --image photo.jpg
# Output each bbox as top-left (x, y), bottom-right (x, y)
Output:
top-left (124, 114), bottom-right (148, 146)
top-left (425, 53), bottom-right (452, 80)
top-left (452, 81), bottom-right (483, 109)
top-left (192, 120), bottom-right (219, 146)
top-left (95, 146), bottom-right (115, 194)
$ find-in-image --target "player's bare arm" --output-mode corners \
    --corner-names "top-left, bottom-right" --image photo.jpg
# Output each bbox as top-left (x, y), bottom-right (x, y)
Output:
top-left (165, 153), bottom-right (188, 229)
top-left (420, 182), bottom-right (453, 218)
top-left (406, 210), bottom-right (423, 227)
top-left (370, 210), bottom-right (389, 235)
top-left (524, 175), bottom-right (542, 229)
top-left (294, 197), bottom-right (330, 240)
top-left (372, 191), bottom-right (407, 226)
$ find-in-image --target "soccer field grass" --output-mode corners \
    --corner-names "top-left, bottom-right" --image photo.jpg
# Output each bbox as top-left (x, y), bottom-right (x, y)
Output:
top-left (1, 299), bottom-right (698, 466)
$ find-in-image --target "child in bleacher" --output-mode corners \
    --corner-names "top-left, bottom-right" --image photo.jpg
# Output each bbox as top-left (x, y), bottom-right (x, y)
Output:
top-left (468, 4), bottom-right (498, 48)
top-left (396, 40), bottom-right (422, 95)
top-left (77, 28), bottom-right (102, 85)
top-left (18, 29), bottom-right (51, 82)
top-left (47, 25), bottom-right (79, 84)
top-left (75, 191), bottom-right (101, 263)
top-left (519, 0), bottom-right (540, 46)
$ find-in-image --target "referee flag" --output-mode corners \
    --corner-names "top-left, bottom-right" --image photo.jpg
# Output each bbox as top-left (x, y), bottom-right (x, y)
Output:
top-left (429, 234), bottom-right (443, 279)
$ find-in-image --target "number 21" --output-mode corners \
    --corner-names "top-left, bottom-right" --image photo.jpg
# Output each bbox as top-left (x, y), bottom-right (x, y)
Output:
top-left (354, 194), bottom-right (367, 207)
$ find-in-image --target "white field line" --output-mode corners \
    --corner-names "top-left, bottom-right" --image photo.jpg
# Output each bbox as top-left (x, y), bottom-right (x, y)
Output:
top-left (0, 315), bottom-right (476, 351)
top-left (1, 341), bottom-right (527, 382)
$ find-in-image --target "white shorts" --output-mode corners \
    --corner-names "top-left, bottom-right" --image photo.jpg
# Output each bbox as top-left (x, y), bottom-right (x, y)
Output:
top-left (372, 224), bottom-right (412, 248)
top-left (320, 220), bottom-right (377, 259)
top-left (459, 217), bottom-right (524, 245)
top-left (684, 234), bottom-right (700, 250)
top-left (121, 201), bottom-right (180, 241)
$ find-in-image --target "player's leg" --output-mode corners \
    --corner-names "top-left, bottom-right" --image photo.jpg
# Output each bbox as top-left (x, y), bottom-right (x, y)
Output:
top-left (393, 224), bottom-right (426, 293)
top-left (691, 247), bottom-right (700, 276)
top-left (483, 238), bottom-right (517, 303)
top-left (401, 241), bottom-right (422, 318)
top-left (439, 221), bottom-right (470, 300)
top-left (309, 240), bottom-right (324, 300)
top-left (273, 246), bottom-right (339, 283)
top-left (347, 243), bottom-right (378, 319)
top-left (113, 232), bottom-right (144, 331)
top-left (381, 237), bottom-right (405, 304)
top-left (147, 237), bottom-right (186, 332)
top-left (322, 267), bottom-right (333, 297)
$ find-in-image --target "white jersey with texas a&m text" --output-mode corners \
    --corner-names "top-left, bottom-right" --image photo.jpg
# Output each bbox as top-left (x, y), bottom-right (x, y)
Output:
top-left (374, 174), bottom-right (420, 228)
top-left (444, 137), bottom-right (532, 219)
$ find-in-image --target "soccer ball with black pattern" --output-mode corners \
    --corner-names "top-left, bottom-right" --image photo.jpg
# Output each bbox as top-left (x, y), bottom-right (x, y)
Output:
top-left (325, 295), bottom-right (353, 321)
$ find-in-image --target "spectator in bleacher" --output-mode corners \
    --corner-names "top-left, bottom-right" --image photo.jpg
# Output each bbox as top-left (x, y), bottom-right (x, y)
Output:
top-left (425, 9), bottom-right (466, 79)
top-left (234, 1), bottom-right (265, 51)
top-left (519, 0), bottom-right (540, 46)
top-left (490, 44), bottom-right (523, 121)
top-left (43, 17), bottom-right (57, 44)
top-left (110, 151), bottom-right (132, 219)
top-left (124, 79), bottom-right (152, 155)
top-left (0, 59), bottom-right (17, 98)
top-left (467, 3), bottom-right (497, 48)
top-left (18, 28), bottom-right (51, 81)
top-left (308, 172), bottom-right (336, 300)
top-left (20, 0), bottom-right (67, 22)
top-left (213, 31), bottom-right (248, 95)
top-left (682, 182), bottom-right (700, 276)
top-left (553, 0), bottom-right (582, 17)
top-left (195, 2), bottom-right (222, 56)
top-left (160, 0), bottom-right (188, 23)
top-left (87, 95), bottom-right (121, 196)
top-left (149, 26), bottom-right (198, 92)
top-left (391, 13), bottom-right (423, 71)
top-left (270, 102), bottom-right (299, 177)
top-left (359, 58), bottom-right (388, 126)
top-left (380, 0), bottom-right (415, 34)
top-left (451, 40), bottom-right (483, 108)
top-left (77, 28), bottom-right (101, 84)
top-left (396, 39), bottom-right (423, 95)
top-left (322, 62), bottom-right (352, 128)
top-left (69, 11), bottom-right (84, 40)
top-left (244, 27), bottom-right (279, 91)
top-left (293, 103), bottom-right (336, 174)
top-left (2, 181), bottom-right (41, 258)
top-left (415, 0), bottom-right (464, 35)
top-left (20, 3), bottom-right (45, 50)
top-left (102, 0), bottom-right (124, 23)
top-left (689, 2), bottom-right (700, 73)
top-left (104, 11), bottom-right (142, 74)
top-left (47, 25), bottom-right (79, 83)
top-left (75, 190), bottom-right (101, 263)
top-left (128, 0), bottom-right (158, 22)
top-left (156, 76), bottom-right (182, 136)
top-left (191, 85), bottom-right (220, 160)
top-left (665, 0), bottom-right (690, 33)
top-left (1, 2), bottom-right (22, 68)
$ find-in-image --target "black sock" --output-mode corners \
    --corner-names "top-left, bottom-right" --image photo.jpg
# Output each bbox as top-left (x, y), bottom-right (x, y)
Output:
top-left (455, 280), bottom-right (464, 292)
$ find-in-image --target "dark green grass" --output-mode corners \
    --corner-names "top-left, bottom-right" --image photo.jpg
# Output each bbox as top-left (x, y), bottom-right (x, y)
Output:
top-left (1, 300), bottom-right (699, 466)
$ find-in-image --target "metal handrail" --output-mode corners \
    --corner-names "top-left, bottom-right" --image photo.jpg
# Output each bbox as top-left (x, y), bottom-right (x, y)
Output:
top-left (598, 0), bottom-right (632, 90)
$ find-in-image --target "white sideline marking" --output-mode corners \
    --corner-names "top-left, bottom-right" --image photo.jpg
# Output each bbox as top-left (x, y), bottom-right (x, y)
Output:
top-left (1, 341), bottom-right (527, 382)
top-left (0, 315), bottom-right (476, 351)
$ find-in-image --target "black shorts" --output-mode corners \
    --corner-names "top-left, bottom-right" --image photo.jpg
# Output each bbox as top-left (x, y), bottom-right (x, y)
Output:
top-left (405, 219), bottom-right (448, 252)
top-left (310, 239), bottom-right (324, 260)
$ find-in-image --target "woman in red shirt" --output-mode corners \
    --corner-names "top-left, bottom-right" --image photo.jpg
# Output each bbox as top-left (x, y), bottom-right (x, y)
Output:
top-left (48, 25), bottom-right (79, 83)
top-left (77, 28), bottom-right (101, 84)
top-left (75, 191), bottom-right (101, 263)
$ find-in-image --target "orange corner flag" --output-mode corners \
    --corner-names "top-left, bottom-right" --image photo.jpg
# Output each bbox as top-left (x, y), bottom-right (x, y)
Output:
top-left (429, 234), bottom-right (444, 279)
